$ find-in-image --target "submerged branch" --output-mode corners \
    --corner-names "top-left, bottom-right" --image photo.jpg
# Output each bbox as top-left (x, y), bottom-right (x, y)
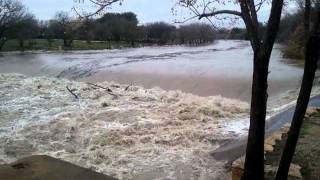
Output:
top-left (66, 86), bottom-right (79, 99)
top-left (87, 82), bottom-right (113, 92)
top-left (87, 82), bottom-right (118, 98)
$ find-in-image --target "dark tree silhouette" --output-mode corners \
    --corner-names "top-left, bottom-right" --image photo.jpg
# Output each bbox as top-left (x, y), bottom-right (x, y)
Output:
top-left (142, 22), bottom-right (176, 44)
top-left (178, 23), bottom-right (215, 45)
top-left (275, 2), bottom-right (320, 179)
top-left (0, 0), bottom-right (25, 49)
top-left (97, 12), bottom-right (138, 43)
top-left (14, 13), bottom-right (39, 48)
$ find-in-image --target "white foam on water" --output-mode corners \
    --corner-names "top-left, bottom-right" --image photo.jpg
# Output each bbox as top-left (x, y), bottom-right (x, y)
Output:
top-left (1, 73), bottom-right (320, 179)
top-left (0, 73), bottom-right (249, 179)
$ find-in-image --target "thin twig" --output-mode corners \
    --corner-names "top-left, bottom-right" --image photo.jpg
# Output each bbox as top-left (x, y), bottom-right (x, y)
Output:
top-left (66, 86), bottom-right (79, 99)
top-left (73, 0), bottom-right (121, 18)
top-left (124, 85), bottom-right (130, 91)
top-left (124, 82), bottom-right (133, 91)
top-left (174, 15), bottom-right (199, 24)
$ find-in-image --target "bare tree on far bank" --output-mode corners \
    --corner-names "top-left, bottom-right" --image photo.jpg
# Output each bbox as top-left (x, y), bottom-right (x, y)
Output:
top-left (51, 12), bottom-right (76, 47)
top-left (73, 0), bottom-right (216, 46)
top-left (178, 23), bottom-right (215, 45)
top-left (0, 0), bottom-right (217, 51)
top-left (0, 0), bottom-right (25, 50)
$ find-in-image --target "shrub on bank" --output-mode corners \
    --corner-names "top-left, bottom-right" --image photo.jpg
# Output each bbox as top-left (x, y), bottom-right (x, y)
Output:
top-left (282, 25), bottom-right (305, 60)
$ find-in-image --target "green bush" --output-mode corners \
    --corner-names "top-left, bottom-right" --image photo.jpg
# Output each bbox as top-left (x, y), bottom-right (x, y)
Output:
top-left (283, 25), bottom-right (305, 59)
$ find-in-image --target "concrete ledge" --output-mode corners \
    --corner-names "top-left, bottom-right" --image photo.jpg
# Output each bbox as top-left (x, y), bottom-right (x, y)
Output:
top-left (0, 155), bottom-right (117, 180)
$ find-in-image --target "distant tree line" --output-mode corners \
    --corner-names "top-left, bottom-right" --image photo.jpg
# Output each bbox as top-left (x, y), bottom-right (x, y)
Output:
top-left (0, 0), bottom-right (216, 51)
top-left (43, 13), bottom-right (216, 47)
top-left (0, 0), bottom-right (38, 49)
top-left (1, 0), bottom-right (316, 57)
top-left (215, 28), bottom-right (249, 40)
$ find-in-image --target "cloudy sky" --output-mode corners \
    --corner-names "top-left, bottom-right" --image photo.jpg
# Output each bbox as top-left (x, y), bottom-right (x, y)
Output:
top-left (24, 0), bottom-right (176, 22)
top-left (23, 0), bottom-right (296, 26)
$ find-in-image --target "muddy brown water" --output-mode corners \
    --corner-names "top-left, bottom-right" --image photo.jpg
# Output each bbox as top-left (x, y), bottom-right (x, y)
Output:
top-left (0, 40), bottom-right (303, 102)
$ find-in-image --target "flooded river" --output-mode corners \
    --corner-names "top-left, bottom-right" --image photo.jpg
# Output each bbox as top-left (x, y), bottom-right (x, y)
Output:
top-left (0, 40), bottom-right (303, 101)
top-left (0, 40), bottom-right (309, 179)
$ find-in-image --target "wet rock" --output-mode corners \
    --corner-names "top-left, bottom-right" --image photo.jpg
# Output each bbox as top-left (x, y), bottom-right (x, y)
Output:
top-left (232, 126), bottom-right (303, 180)
top-left (231, 156), bottom-right (245, 180)
top-left (264, 144), bottom-right (274, 153)
top-left (232, 158), bottom-right (302, 180)
top-left (289, 164), bottom-right (302, 179)
top-left (305, 107), bottom-right (320, 118)
top-left (265, 132), bottom-right (282, 146)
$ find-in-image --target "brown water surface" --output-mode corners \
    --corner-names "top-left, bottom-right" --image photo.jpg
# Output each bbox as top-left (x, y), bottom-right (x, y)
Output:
top-left (0, 40), bottom-right (303, 101)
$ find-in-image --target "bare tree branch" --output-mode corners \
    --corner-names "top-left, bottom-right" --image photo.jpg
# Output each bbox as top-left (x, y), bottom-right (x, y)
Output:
top-left (198, 10), bottom-right (242, 19)
top-left (255, 0), bottom-right (268, 12)
top-left (174, 15), bottom-right (199, 23)
top-left (73, 0), bottom-right (121, 18)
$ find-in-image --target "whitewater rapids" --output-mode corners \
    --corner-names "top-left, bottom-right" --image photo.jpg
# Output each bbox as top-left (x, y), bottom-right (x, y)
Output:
top-left (0, 73), bottom-right (251, 179)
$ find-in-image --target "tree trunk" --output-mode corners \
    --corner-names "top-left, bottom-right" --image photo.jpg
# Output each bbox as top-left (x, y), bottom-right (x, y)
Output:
top-left (0, 38), bottom-right (7, 51)
top-left (242, 0), bottom-right (284, 179)
top-left (275, 9), bottom-right (320, 180)
top-left (64, 39), bottom-right (73, 47)
top-left (304, 0), bottom-right (311, 40)
top-left (242, 49), bottom-right (270, 180)
top-left (19, 39), bottom-right (24, 48)
top-left (63, 38), bottom-right (67, 47)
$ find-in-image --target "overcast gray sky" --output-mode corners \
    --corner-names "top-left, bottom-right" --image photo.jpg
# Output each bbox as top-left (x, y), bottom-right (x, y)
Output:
top-left (24, 0), bottom-right (176, 23)
top-left (23, 0), bottom-right (296, 26)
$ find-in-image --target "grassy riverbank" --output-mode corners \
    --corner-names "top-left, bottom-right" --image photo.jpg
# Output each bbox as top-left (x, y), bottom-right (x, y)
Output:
top-left (1, 39), bottom-right (139, 51)
top-left (293, 112), bottom-right (320, 179)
